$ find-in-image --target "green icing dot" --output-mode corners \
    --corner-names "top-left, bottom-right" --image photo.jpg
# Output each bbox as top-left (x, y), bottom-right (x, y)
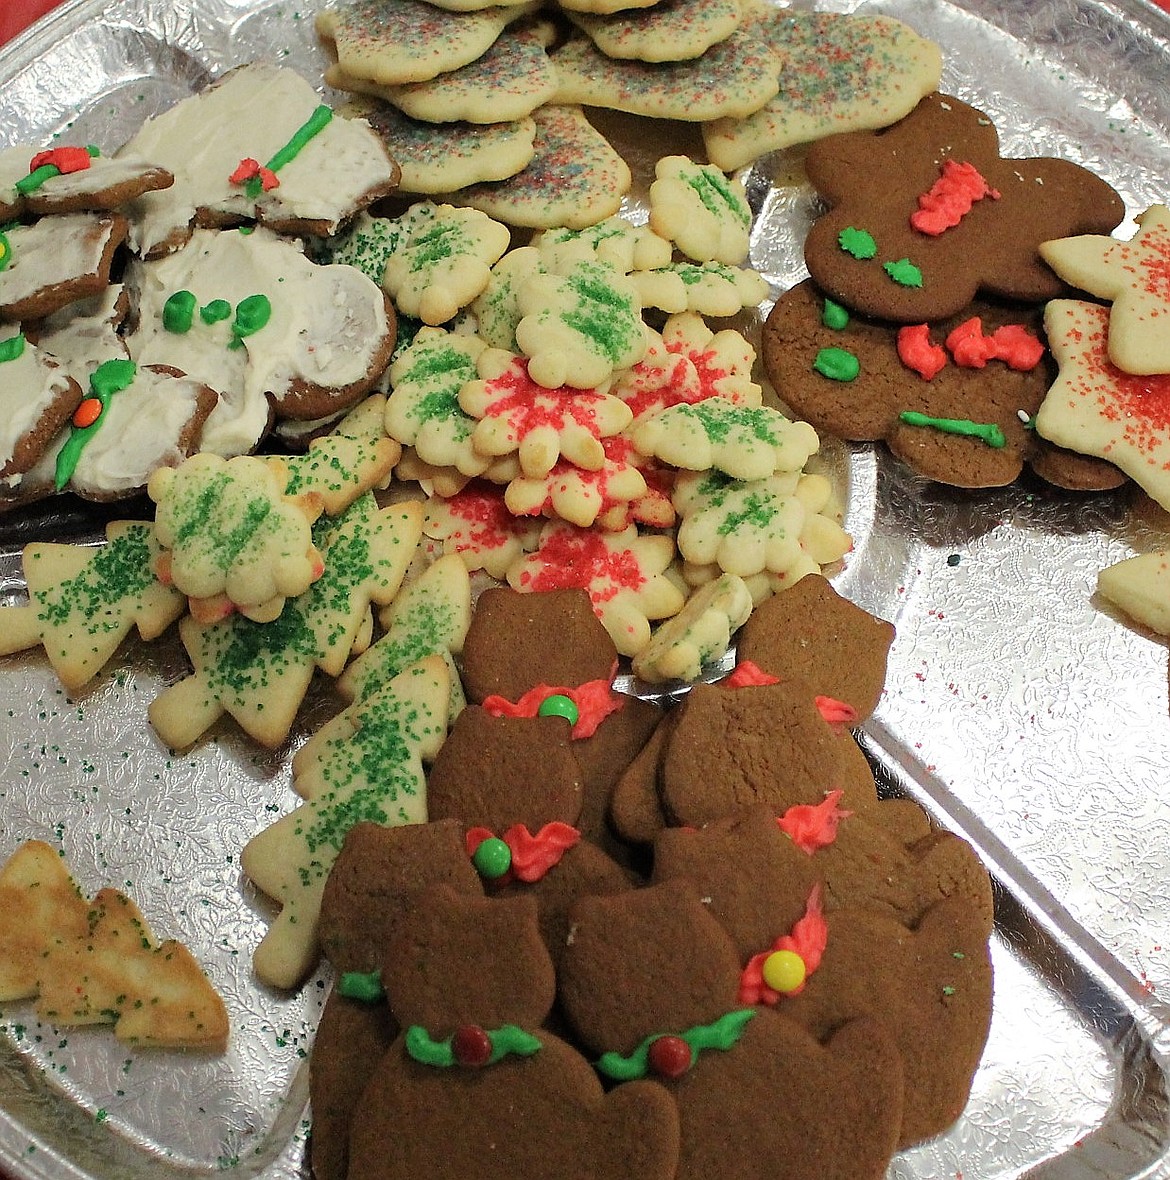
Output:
top-left (200, 299), bottom-right (232, 325)
top-left (338, 971), bottom-right (385, 1002)
top-left (813, 347), bottom-right (860, 382)
top-left (163, 290), bottom-right (196, 334)
top-left (821, 299), bottom-right (850, 330)
top-left (230, 294), bottom-right (272, 347)
top-left (838, 227), bottom-right (877, 260)
top-left (884, 258), bottom-right (923, 288)
top-left (0, 333), bottom-right (26, 363)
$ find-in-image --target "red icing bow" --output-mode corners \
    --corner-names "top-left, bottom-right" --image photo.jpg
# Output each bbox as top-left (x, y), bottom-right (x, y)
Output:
top-left (481, 673), bottom-right (623, 739)
top-left (30, 146), bottom-right (93, 175)
top-left (776, 790), bottom-right (852, 854)
top-left (230, 157), bottom-right (280, 191)
top-left (739, 885), bottom-right (828, 1005)
top-left (910, 159), bottom-right (1000, 236)
top-left (465, 822), bottom-right (581, 884)
top-left (898, 318), bottom-right (1044, 380)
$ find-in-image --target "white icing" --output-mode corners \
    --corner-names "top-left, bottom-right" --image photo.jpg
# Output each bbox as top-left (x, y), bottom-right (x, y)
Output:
top-left (0, 144), bottom-right (169, 208)
top-left (37, 285), bottom-right (129, 384)
top-left (69, 367), bottom-right (206, 496)
top-left (123, 226), bottom-right (391, 457)
top-left (0, 212), bottom-right (119, 312)
top-left (116, 63), bottom-right (396, 257)
top-left (0, 327), bottom-right (76, 476)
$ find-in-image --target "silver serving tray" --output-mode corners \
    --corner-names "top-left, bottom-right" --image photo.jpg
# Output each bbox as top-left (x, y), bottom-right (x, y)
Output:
top-left (2, 0), bottom-right (1170, 1176)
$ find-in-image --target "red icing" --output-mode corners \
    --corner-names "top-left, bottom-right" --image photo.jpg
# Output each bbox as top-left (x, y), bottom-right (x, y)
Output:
top-left (230, 157), bottom-right (279, 191)
top-left (910, 159), bottom-right (1000, 236)
top-left (897, 324), bottom-right (948, 380)
top-left (721, 660), bottom-right (780, 688)
top-left (738, 885), bottom-right (828, 1005)
top-left (776, 790), bottom-right (852, 854)
top-left (481, 673), bottom-right (623, 739)
top-left (29, 146), bottom-right (92, 175)
top-left (814, 695), bottom-right (858, 726)
top-left (464, 822), bottom-right (582, 884)
top-left (946, 318), bottom-right (1045, 370)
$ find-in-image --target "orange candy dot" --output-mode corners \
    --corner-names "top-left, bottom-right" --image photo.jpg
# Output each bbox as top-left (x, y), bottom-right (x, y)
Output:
top-left (72, 397), bottom-right (103, 428)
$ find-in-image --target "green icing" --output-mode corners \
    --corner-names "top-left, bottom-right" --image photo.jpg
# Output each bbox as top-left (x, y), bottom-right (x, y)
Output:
top-left (0, 333), bottom-right (26, 363)
top-left (163, 290), bottom-right (197, 334)
top-left (405, 1024), bottom-right (542, 1069)
top-left (54, 359), bottom-right (138, 489)
top-left (596, 1009), bottom-right (756, 1081)
top-left (883, 258), bottom-right (923, 288)
top-left (821, 299), bottom-right (849, 330)
top-left (338, 970), bottom-right (385, 1003)
top-left (813, 347), bottom-right (860, 382)
top-left (898, 410), bottom-right (1006, 448)
top-left (230, 294), bottom-right (272, 347)
top-left (838, 227), bottom-right (877, 260)
top-left (200, 299), bottom-right (232, 325)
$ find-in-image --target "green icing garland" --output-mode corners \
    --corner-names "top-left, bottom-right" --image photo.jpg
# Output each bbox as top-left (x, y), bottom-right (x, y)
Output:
top-left (405, 1024), bottom-right (543, 1068)
top-left (595, 1008), bottom-right (757, 1081)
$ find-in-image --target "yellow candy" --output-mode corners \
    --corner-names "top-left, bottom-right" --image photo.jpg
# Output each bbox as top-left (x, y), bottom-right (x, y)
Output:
top-left (762, 949), bottom-right (806, 994)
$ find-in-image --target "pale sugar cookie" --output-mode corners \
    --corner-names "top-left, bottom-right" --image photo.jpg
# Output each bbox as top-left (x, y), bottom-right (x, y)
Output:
top-left (702, 10), bottom-right (942, 173)
top-left (422, 479), bottom-right (544, 578)
top-left (550, 30), bottom-right (781, 122)
top-left (532, 215), bottom-right (672, 274)
top-left (318, 0), bottom-right (542, 87)
top-left (648, 155), bottom-right (751, 265)
top-left (630, 259), bottom-right (768, 316)
top-left (447, 104), bottom-right (631, 231)
top-left (1096, 551), bottom-right (1170, 636)
top-left (565, 0), bottom-right (741, 63)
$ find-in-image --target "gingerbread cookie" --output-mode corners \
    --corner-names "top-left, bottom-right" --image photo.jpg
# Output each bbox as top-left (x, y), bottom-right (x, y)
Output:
top-left (802, 92), bottom-right (1126, 323)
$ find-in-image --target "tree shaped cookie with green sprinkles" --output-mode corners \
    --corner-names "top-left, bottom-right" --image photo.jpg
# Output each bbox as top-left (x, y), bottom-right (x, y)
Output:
top-left (242, 655), bottom-right (451, 988)
top-left (0, 519), bottom-right (185, 692)
top-left (148, 496), bottom-right (423, 749)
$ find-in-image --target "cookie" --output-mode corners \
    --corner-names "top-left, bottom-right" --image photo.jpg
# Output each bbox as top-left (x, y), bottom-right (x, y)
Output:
top-left (448, 104), bottom-right (632, 231)
top-left (148, 452), bottom-right (326, 624)
top-left (802, 92), bottom-right (1126, 323)
top-left (1097, 550), bottom-right (1170, 636)
top-left (648, 156), bottom-right (751, 266)
top-left (735, 573), bottom-right (894, 721)
top-left (0, 841), bottom-right (228, 1050)
top-left (531, 215), bottom-right (673, 276)
top-left (0, 519), bottom-right (185, 692)
top-left (1035, 300), bottom-right (1170, 509)
top-left (117, 62), bottom-right (400, 257)
top-left (318, 0), bottom-right (542, 87)
top-left (341, 97), bottom-right (537, 195)
top-left (241, 655), bottom-right (451, 987)
top-left (0, 211), bottom-right (128, 321)
top-left (702, 10), bottom-right (942, 173)
top-left (761, 277), bottom-right (1129, 490)
top-left (0, 143), bottom-right (172, 219)
top-left (1039, 203), bottom-right (1170, 375)
top-left (630, 259), bottom-right (769, 317)
top-left (422, 479), bottom-right (544, 578)
top-left (565, 0), bottom-right (741, 64)
top-left (550, 29), bottom-right (781, 123)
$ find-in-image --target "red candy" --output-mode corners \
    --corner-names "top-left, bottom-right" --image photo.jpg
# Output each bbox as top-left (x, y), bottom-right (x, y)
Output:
top-left (647, 1035), bottom-right (692, 1079)
top-left (452, 1024), bottom-right (494, 1067)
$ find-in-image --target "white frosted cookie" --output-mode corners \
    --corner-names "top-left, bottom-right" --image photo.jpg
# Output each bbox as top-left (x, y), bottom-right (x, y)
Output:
top-left (550, 30), bottom-right (781, 122)
top-left (648, 155), bottom-right (751, 265)
top-left (0, 143), bottom-right (172, 219)
top-left (123, 225), bottom-right (394, 457)
top-left (0, 211), bottom-right (127, 321)
top-left (702, 10), bottom-right (942, 173)
top-left (118, 64), bottom-right (399, 258)
top-left (344, 97), bottom-right (537, 195)
top-left (1096, 551), bottom-right (1170, 635)
top-left (29, 284), bottom-right (129, 385)
top-left (447, 104), bottom-right (631, 230)
top-left (318, 0), bottom-right (542, 86)
top-left (566, 0), bottom-right (741, 63)
top-left (1040, 204), bottom-right (1170, 376)
top-left (1036, 300), bottom-right (1170, 510)
top-left (331, 22), bottom-right (558, 124)
top-left (382, 201), bottom-right (511, 325)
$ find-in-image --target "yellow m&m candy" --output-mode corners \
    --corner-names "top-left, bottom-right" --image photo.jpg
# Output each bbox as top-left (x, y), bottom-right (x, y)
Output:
top-left (762, 949), bottom-right (806, 994)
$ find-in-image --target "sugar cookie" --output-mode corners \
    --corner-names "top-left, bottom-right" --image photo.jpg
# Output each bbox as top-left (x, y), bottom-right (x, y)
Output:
top-left (565, 0), bottom-right (741, 64)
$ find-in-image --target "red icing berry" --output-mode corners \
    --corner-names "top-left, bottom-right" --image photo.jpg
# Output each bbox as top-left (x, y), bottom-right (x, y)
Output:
top-left (647, 1035), bottom-right (692, 1079)
top-left (451, 1024), bottom-right (493, 1067)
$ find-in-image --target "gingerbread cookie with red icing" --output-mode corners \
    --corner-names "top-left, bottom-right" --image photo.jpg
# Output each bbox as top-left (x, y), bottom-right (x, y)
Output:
top-left (762, 278), bottom-right (1126, 490)
top-left (345, 885), bottom-right (681, 1180)
top-left (801, 92), bottom-right (1125, 324)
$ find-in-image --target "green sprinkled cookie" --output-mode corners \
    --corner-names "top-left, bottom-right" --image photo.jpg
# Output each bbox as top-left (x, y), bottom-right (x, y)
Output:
top-left (532, 216), bottom-right (672, 275)
top-left (630, 259), bottom-right (769, 317)
top-left (648, 155), bottom-right (752, 266)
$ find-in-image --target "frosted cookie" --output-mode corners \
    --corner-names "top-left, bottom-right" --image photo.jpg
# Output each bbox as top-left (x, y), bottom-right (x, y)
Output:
top-left (565, 0), bottom-right (741, 64)
top-left (1035, 300), bottom-right (1170, 510)
top-left (632, 402), bottom-right (820, 482)
top-left (117, 63), bottom-right (399, 258)
top-left (332, 22), bottom-right (558, 124)
top-left (0, 841), bottom-right (228, 1050)
top-left (422, 479), bottom-right (544, 578)
top-left (243, 655), bottom-right (451, 987)
top-left (630, 572), bottom-right (753, 684)
top-left (506, 521), bottom-right (685, 656)
top-left (513, 258), bottom-right (648, 388)
top-left (318, 0), bottom-right (542, 87)
top-left (648, 156), bottom-right (751, 266)
top-left (55, 360), bottom-right (218, 503)
top-left (24, 283), bottom-right (128, 384)
top-left (0, 143), bottom-right (172, 219)
top-left (1039, 204), bottom-right (1170, 376)
top-left (123, 225), bottom-right (395, 456)
top-left (338, 552), bottom-right (472, 718)
top-left (532, 216), bottom-right (673, 275)
top-left (0, 330), bottom-right (83, 494)
top-left (1096, 551), bottom-right (1170, 636)
top-left (448, 104), bottom-right (631, 231)
top-left (283, 394), bottom-right (402, 516)
top-left (702, 11), bottom-right (942, 173)
top-left (382, 202), bottom-right (511, 326)
top-left (550, 30), bottom-right (781, 123)
top-left (0, 211), bottom-right (128, 321)
top-left (341, 98), bottom-right (537, 196)
top-left (149, 452), bottom-right (326, 623)
top-left (461, 347), bottom-right (634, 476)
top-left (148, 497), bottom-right (423, 749)
top-left (0, 520), bottom-right (185, 692)
top-left (630, 260), bottom-right (769, 317)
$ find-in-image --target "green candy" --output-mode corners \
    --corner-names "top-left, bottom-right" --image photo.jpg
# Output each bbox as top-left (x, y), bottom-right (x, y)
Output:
top-left (472, 836), bottom-right (512, 880)
top-left (537, 694), bottom-right (579, 726)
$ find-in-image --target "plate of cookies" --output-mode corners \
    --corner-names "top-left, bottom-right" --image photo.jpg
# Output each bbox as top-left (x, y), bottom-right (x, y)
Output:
top-left (1, 0), bottom-right (1169, 1177)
